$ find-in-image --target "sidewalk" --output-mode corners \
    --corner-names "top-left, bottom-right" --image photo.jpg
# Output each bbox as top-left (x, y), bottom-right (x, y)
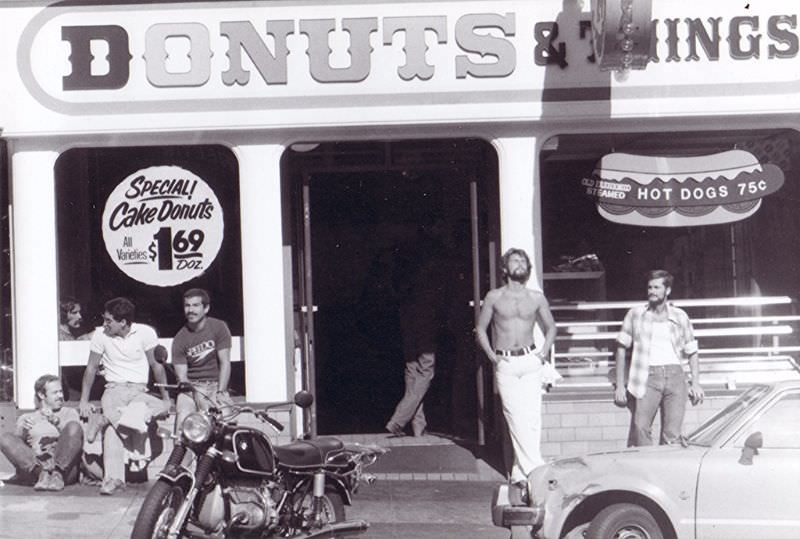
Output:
top-left (0, 428), bottom-right (509, 538)
top-left (0, 479), bottom-right (510, 539)
top-left (0, 481), bottom-right (147, 539)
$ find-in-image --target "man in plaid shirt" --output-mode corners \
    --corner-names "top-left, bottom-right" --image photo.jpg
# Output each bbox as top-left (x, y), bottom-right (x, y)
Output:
top-left (614, 270), bottom-right (704, 446)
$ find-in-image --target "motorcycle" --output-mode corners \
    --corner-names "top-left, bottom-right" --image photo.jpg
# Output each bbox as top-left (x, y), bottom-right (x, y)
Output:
top-left (131, 383), bottom-right (386, 539)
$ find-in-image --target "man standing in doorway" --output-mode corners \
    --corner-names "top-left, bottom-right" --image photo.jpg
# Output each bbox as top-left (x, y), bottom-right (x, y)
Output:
top-left (614, 270), bottom-right (705, 446)
top-left (78, 297), bottom-right (170, 495)
top-left (475, 248), bottom-right (557, 484)
top-left (0, 374), bottom-right (83, 490)
top-left (385, 221), bottom-right (448, 437)
top-left (172, 288), bottom-right (233, 431)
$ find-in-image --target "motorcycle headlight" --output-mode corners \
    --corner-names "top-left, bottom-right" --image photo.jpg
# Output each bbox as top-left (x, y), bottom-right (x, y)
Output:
top-left (182, 412), bottom-right (212, 444)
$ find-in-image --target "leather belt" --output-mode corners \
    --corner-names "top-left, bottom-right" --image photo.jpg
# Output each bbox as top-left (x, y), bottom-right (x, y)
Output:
top-left (494, 345), bottom-right (535, 357)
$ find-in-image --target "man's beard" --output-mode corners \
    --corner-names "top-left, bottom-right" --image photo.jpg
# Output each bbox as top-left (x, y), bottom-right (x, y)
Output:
top-left (508, 268), bottom-right (530, 283)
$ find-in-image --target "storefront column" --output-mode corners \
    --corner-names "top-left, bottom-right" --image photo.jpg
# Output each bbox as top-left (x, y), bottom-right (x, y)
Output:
top-left (493, 136), bottom-right (542, 290)
top-left (233, 143), bottom-right (288, 403)
top-left (11, 148), bottom-right (60, 408)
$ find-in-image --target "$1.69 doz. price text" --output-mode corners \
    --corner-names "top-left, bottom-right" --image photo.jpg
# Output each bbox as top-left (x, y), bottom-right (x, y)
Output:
top-left (148, 227), bottom-right (205, 270)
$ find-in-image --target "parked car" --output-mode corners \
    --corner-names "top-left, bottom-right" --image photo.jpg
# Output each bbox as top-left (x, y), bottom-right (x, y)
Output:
top-left (492, 380), bottom-right (800, 539)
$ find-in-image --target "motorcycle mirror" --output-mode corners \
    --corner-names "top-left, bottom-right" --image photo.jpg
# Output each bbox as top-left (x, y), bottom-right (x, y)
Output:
top-left (294, 391), bottom-right (314, 408)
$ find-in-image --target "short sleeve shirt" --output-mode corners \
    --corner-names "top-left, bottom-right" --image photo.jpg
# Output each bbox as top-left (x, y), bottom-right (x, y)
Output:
top-left (172, 317), bottom-right (232, 381)
top-left (15, 407), bottom-right (80, 459)
top-left (89, 323), bottom-right (159, 384)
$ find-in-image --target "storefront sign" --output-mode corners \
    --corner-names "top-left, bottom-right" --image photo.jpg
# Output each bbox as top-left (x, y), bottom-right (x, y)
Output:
top-left (101, 166), bottom-right (224, 286)
top-left (585, 150), bottom-right (785, 227)
top-left (13, 1), bottom-right (800, 116)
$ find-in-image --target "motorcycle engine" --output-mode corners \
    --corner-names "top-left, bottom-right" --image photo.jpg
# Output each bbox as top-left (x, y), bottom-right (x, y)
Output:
top-left (196, 483), bottom-right (279, 532)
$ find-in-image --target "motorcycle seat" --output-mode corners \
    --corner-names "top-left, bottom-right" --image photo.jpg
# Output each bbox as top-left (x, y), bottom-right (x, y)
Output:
top-left (274, 437), bottom-right (345, 468)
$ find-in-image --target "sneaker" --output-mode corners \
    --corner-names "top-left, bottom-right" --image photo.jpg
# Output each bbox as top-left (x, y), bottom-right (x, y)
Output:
top-left (385, 422), bottom-right (406, 438)
top-left (99, 478), bottom-right (125, 496)
top-left (33, 470), bottom-right (52, 491)
top-left (45, 470), bottom-right (64, 491)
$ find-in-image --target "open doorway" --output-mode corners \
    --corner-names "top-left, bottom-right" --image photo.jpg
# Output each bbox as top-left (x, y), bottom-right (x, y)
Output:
top-left (284, 140), bottom-right (499, 438)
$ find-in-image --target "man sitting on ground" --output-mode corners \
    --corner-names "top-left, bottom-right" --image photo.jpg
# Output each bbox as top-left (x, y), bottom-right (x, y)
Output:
top-left (0, 374), bottom-right (83, 491)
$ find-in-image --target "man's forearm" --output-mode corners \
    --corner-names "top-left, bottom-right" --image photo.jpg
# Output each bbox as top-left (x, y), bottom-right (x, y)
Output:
top-left (541, 329), bottom-right (557, 357)
top-left (688, 353), bottom-right (700, 383)
top-left (475, 329), bottom-right (494, 359)
top-left (615, 348), bottom-right (627, 388)
top-left (80, 366), bottom-right (96, 403)
top-left (218, 362), bottom-right (231, 392)
top-left (152, 363), bottom-right (169, 398)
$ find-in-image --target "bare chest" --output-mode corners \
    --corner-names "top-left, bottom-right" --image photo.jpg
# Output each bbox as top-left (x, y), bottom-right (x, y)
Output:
top-left (494, 293), bottom-right (538, 321)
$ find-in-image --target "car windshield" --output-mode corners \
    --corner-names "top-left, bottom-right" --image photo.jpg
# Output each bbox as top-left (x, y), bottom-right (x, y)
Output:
top-left (686, 385), bottom-right (770, 446)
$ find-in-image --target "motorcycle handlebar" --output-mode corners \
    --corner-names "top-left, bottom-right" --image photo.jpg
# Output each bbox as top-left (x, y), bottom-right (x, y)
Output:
top-left (257, 410), bottom-right (285, 432)
top-left (156, 383), bottom-right (286, 432)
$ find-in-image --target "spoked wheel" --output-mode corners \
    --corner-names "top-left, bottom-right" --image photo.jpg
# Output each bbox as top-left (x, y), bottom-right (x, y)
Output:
top-left (586, 503), bottom-right (663, 539)
top-left (289, 486), bottom-right (346, 536)
top-left (130, 480), bottom-right (187, 539)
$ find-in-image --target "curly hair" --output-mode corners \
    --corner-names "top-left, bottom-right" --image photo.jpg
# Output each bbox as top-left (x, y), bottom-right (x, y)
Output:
top-left (501, 248), bottom-right (532, 283)
top-left (59, 297), bottom-right (79, 324)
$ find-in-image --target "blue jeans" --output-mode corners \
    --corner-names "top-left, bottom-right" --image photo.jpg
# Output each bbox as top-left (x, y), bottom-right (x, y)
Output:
top-left (388, 352), bottom-right (435, 435)
top-left (0, 421), bottom-right (83, 484)
top-left (632, 364), bottom-right (688, 446)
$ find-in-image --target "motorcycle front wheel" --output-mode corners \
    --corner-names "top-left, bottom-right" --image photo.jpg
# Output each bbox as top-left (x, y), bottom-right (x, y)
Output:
top-left (130, 479), bottom-right (187, 539)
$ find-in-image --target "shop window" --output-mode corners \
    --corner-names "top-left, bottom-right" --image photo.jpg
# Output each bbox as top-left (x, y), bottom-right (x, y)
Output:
top-left (540, 130), bottom-right (800, 390)
top-left (55, 145), bottom-right (243, 397)
top-left (0, 142), bottom-right (11, 402)
top-left (540, 130), bottom-right (800, 303)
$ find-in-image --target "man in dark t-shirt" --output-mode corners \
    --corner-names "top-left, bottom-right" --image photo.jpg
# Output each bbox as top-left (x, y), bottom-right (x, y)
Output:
top-left (172, 288), bottom-right (232, 431)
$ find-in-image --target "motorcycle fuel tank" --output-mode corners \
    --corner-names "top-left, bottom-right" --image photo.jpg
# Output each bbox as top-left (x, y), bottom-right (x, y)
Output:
top-left (222, 427), bottom-right (277, 478)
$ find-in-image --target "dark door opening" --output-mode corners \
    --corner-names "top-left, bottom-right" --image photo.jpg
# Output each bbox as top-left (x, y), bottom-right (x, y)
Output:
top-left (285, 140), bottom-right (499, 437)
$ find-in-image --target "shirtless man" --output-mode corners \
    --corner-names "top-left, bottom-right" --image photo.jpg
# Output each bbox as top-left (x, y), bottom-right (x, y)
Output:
top-left (476, 248), bottom-right (557, 484)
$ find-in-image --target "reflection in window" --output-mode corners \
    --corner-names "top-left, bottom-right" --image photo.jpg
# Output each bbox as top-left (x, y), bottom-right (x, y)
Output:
top-left (688, 385), bottom-right (770, 446)
top-left (735, 391), bottom-right (800, 449)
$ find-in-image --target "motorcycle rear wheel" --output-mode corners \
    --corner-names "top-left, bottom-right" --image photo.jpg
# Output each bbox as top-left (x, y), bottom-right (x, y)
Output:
top-left (130, 479), bottom-right (187, 539)
top-left (292, 487), bottom-right (345, 535)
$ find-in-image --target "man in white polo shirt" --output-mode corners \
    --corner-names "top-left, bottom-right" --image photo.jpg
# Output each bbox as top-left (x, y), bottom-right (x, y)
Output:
top-left (78, 297), bottom-right (170, 495)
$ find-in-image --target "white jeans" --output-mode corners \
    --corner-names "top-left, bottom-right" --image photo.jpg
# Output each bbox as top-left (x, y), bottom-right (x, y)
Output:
top-left (495, 352), bottom-right (544, 481)
top-left (101, 383), bottom-right (169, 483)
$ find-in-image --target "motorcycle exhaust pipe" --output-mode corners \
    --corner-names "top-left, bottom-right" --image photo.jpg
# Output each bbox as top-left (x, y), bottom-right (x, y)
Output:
top-left (300, 519), bottom-right (370, 539)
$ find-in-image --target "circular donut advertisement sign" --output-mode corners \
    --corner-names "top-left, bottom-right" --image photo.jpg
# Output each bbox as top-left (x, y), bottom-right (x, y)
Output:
top-left (102, 165), bottom-right (224, 287)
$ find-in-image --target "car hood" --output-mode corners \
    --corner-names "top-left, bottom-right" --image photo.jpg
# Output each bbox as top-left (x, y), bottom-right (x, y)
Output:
top-left (535, 444), bottom-right (707, 502)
